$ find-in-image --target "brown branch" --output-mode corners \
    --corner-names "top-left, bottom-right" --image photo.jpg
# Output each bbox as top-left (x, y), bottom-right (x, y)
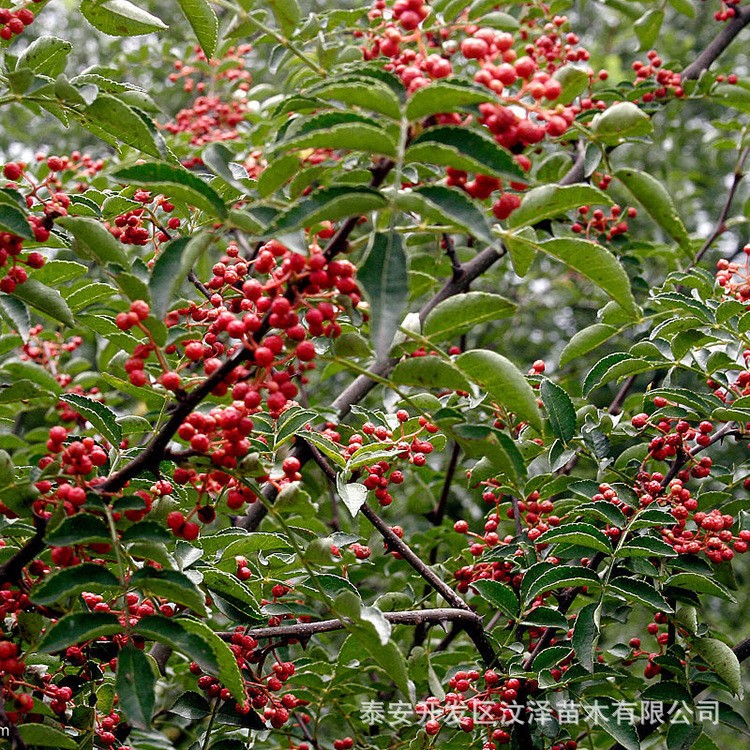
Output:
top-left (690, 144), bottom-right (750, 269)
top-left (682, 7), bottom-right (750, 81)
top-left (0, 515), bottom-right (47, 586)
top-left (225, 608), bottom-right (482, 641)
top-left (188, 269), bottom-right (211, 299)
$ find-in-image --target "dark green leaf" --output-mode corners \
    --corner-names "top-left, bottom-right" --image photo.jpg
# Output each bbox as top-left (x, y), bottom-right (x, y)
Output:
top-left (359, 231), bottom-right (407, 361)
top-left (38, 612), bottom-right (123, 652)
top-left (591, 101), bottom-right (653, 144)
top-left (59, 393), bottom-right (122, 446)
top-left (405, 126), bottom-right (522, 180)
top-left (10, 279), bottom-right (76, 327)
top-left (572, 602), bottom-right (599, 671)
top-left (16, 725), bottom-right (77, 749)
top-left (30, 564), bottom-right (120, 606)
top-left (46, 515), bottom-right (111, 546)
top-left (405, 79), bottom-right (495, 120)
top-left (130, 568), bottom-right (208, 616)
top-left (267, 186), bottom-right (386, 235)
top-left (695, 637), bottom-right (743, 697)
top-left (116, 644), bottom-right (156, 728)
top-left (471, 579), bottom-right (519, 618)
top-left (508, 184), bottom-right (613, 228)
top-left (113, 162), bottom-right (227, 218)
top-left (608, 577), bottom-right (673, 612)
top-left (540, 379), bottom-right (577, 444)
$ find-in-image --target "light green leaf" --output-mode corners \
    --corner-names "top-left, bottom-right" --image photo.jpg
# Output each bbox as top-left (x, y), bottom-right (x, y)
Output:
top-left (83, 94), bottom-right (162, 158)
top-left (177, 0), bottom-right (218, 57)
top-left (17, 35), bottom-right (72, 76)
top-left (591, 101), bottom-right (653, 144)
top-left (508, 184), bottom-right (613, 228)
top-left (423, 291), bottom-right (515, 341)
top-left (405, 79), bottom-right (495, 120)
top-left (559, 324), bottom-right (618, 367)
top-left (535, 522), bottom-right (611, 554)
top-left (614, 168), bottom-right (690, 255)
top-left (80, 0), bottom-right (168, 36)
top-left (391, 356), bottom-right (472, 392)
top-left (695, 637), bottom-right (743, 697)
top-left (57, 216), bottom-right (130, 268)
top-left (455, 349), bottom-right (543, 431)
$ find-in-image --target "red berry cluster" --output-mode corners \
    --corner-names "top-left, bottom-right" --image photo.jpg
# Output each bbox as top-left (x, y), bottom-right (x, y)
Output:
top-left (571, 204), bottom-right (638, 240)
top-left (192, 628), bottom-right (303, 729)
top-left (166, 45), bottom-right (253, 149)
top-left (716, 246), bottom-right (750, 301)
top-left (712, 0), bottom-right (743, 21)
top-left (631, 50), bottom-right (684, 101)
top-left (0, 3), bottom-right (39, 41)
top-left (335, 410), bottom-right (440, 506)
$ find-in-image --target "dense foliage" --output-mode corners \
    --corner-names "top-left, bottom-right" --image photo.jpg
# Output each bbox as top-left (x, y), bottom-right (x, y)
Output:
top-left (0, 0), bottom-right (750, 749)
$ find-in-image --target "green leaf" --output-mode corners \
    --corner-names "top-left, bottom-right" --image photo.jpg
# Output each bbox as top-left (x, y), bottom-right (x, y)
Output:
top-left (267, 186), bottom-right (387, 235)
top-left (695, 637), bottom-right (743, 697)
top-left (9, 279), bottom-right (76, 327)
top-left (508, 184), bottom-right (613, 228)
top-left (113, 162), bottom-right (227, 218)
top-left (559, 324), bottom-right (618, 367)
top-left (583, 353), bottom-right (655, 396)
top-left (399, 185), bottom-right (493, 243)
top-left (308, 77), bottom-right (403, 120)
top-left (668, 0), bottom-right (695, 15)
top-left (46, 515), bottom-right (111, 546)
top-left (359, 232), bottom-right (407, 361)
top-left (275, 407), bottom-right (318, 447)
top-left (278, 112), bottom-right (397, 157)
top-left (455, 349), bottom-right (543, 431)
top-left (521, 606), bottom-right (568, 628)
top-left (516, 237), bottom-right (639, 318)
top-left (177, 0), bottom-right (218, 57)
top-left (133, 615), bottom-right (219, 674)
top-left (532, 645), bottom-right (572, 670)
top-left (536, 522), bottom-right (611, 553)
top-left (83, 94), bottom-right (162, 158)
top-left (80, 0), bottom-right (168, 36)
top-left (178, 617), bottom-right (245, 701)
top-left (200, 569), bottom-right (263, 622)
top-left (60, 393), bottom-right (122, 446)
top-left (616, 534), bottom-right (678, 558)
top-left (130, 568), bottom-right (207, 615)
top-left (422, 291), bottom-right (515, 341)
top-left (1, 361), bottom-right (61, 395)
top-left (30, 564), bottom-right (120, 606)
top-left (572, 602), bottom-right (599, 672)
top-left (665, 572), bottom-right (735, 601)
top-left (591, 101), bottom-right (653, 144)
top-left (523, 564), bottom-right (600, 602)
top-left (116, 644), bottom-right (156, 729)
top-left (540, 379), bottom-right (576, 444)
top-left (121, 521), bottom-right (171, 544)
top-left (614, 168), bottom-right (690, 254)
top-left (0, 203), bottom-right (33, 240)
top-left (57, 215), bottom-right (130, 268)
top-left (552, 65), bottom-right (590, 104)
top-left (391, 356), bottom-right (472, 392)
top-left (268, 0), bottom-right (300, 35)
top-left (38, 612), bottom-right (123, 652)
top-left (405, 126), bottom-right (522, 180)
top-left (608, 577), bottom-right (673, 612)
top-left (170, 691), bottom-right (211, 720)
top-left (16, 725), bottom-right (77, 749)
top-left (257, 154), bottom-right (300, 197)
top-left (405, 79), bottom-right (495, 120)
top-left (202, 143), bottom-right (250, 193)
top-left (17, 35), bottom-right (72, 76)
top-left (471, 579), bottom-right (519, 618)
top-left (149, 233), bottom-right (212, 318)
top-left (634, 9), bottom-right (664, 50)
